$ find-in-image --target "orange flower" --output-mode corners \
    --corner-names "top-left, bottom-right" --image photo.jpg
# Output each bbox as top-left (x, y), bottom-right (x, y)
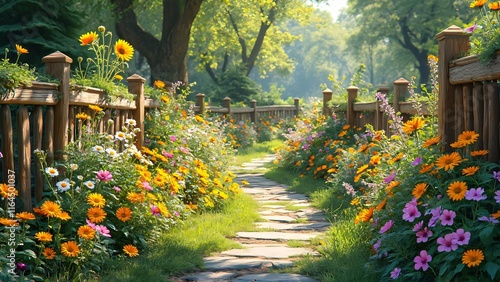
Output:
top-left (116, 207), bottom-right (133, 222)
top-left (447, 181), bottom-right (468, 201)
top-left (127, 192), bottom-right (145, 203)
top-left (154, 80), bottom-right (165, 89)
top-left (0, 218), bottom-right (18, 226)
top-left (35, 231), bottom-right (53, 242)
top-left (489, 1), bottom-right (500, 10)
top-left (40, 200), bottom-right (62, 218)
top-left (77, 225), bottom-right (95, 240)
top-left (462, 249), bottom-right (484, 267)
top-left (16, 212), bottom-right (35, 221)
top-left (15, 44), bottom-right (28, 54)
top-left (354, 207), bottom-right (374, 224)
top-left (462, 166), bottom-right (479, 176)
top-left (123, 244), bottom-right (139, 257)
top-left (435, 152), bottom-right (462, 171)
top-left (1, 183), bottom-right (18, 198)
top-left (419, 163), bottom-right (434, 174)
top-left (376, 198), bottom-right (387, 211)
top-left (42, 247), bottom-right (56, 260)
top-left (450, 141), bottom-right (467, 149)
top-left (402, 117), bottom-right (425, 135)
top-left (114, 39), bottom-right (134, 61)
top-left (491, 210), bottom-right (500, 219)
top-left (87, 207), bottom-right (106, 223)
top-left (471, 150), bottom-right (488, 157)
top-left (412, 183), bottom-right (428, 199)
top-left (79, 31), bottom-right (98, 45)
top-left (61, 241), bottom-right (80, 257)
top-left (356, 164), bottom-right (369, 175)
top-left (58, 211), bottom-right (71, 221)
top-left (457, 131), bottom-right (479, 145)
top-left (423, 136), bottom-right (441, 148)
top-left (470, 0), bottom-right (488, 8)
top-left (369, 155), bottom-right (381, 166)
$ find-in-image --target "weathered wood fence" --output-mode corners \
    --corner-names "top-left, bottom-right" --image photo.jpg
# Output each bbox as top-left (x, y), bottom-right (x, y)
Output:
top-left (193, 94), bottom-right (300, 122)
top-left (323, 25), bottom-right (500, 163)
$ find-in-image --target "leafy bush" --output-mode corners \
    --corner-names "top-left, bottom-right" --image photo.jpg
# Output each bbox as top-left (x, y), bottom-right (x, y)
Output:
top-left (468, 0), bottom-right (500, 63)
top-left (0, 45), bottom-right (35, 97)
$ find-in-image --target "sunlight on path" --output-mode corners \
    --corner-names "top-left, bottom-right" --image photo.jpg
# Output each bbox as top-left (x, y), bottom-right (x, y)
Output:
top-left (177, 155), bottom-right (329, 282)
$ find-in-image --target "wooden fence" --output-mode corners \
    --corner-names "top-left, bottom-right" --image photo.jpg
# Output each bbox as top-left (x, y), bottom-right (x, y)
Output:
top-left (193, 94), bottom-right (300, 122)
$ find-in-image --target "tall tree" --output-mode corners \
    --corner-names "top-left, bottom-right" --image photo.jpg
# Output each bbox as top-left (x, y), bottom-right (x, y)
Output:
top-left (347, 0), bottom-right (471, 86)
top-left (110, 0), bottom-right (203, 84)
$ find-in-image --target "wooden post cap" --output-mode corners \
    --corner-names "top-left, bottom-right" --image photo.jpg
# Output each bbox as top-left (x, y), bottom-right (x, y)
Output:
top-left (127, 74), bottom-right (146, 83)
top-left (42, 51), bottom-right (73, 63)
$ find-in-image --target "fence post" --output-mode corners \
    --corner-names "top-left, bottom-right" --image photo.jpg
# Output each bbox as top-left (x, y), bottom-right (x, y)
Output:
top-left (17, 106), bottom-right (31, 211)
top-left (376, 85), bottom-right (389, 130)
top-left (127, 74), bottom-right (146, 149)
top-left (294, 98), bottom-right (300, 117)
top-left (196, 93), bottom-right (205, 115)
top-left (347, 86), bottom-right (359, 127)
top-left (251, 100), bottom-right (257, 122)
top-left (436, 25), bottom-right (470, 150)
top-left (42, 51), bottom-right (72, 161)
top-left (223, 97), bottom-right (231, 117)
top-left (322, 88), bottom-right (333, 116)
top-left (393, 78), bottom-right (409, 114)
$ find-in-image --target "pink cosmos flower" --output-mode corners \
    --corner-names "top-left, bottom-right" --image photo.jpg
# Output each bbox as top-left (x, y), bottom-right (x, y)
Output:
top-left (464, 24), bottom-right (477, 33)
top-left (465, 187), bottom-right (487, 201)
top-left (162, 151), bottom-right (174, 158)
top-left (428, 206), bottom-right (441, 227)
top-left (142, 181), bottom-right (153, 191)
top-left (453, 228), bottom-right (470, 246)
top-left (414, 250), bottom-right (432, 271)
top-left (169, 135), bottom-right (177, 142)
top-left (412, 221), bottom-right (424, 232)
top-left (403, 204), bottom-right (421, 222)
top-left (179, 147), bottom-right (189, 154)
top-left (437, 233), bottom-right (458, 252)
top-left (478, 216), bottom-right (499, 224)
top-left (416, 227), bottom-right (433, 243)
top-left (411, 157), bottom-right (423, 166)
top-left (0, 151), bottom-right (3, 158)
top-left (379, 220), bottom-right (394, 234)
top-left (390, 267), bottom-right (401, 279)
top-left (383, 172), bottom-right (396, 184)
top-left (95, 225), bottom-right (111, 237)
top-left (440, 209), bottom-right (456, 226)
top-left (113, 186), bottom-right (121, 193)
top-left (86, 219), bottom-right (96, 229)
top-left (96, 170), bottom-right (113, 182)
top-left (151, 205), bottom-right (161, 216)
top-left (373, 239), bottom-right (382, 251)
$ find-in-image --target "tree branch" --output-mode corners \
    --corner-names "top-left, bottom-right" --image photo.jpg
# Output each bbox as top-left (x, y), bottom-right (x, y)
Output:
top-left (226, 8), bottom-right (248, 62)
top-left (245, 5), bottom-right (276, 76)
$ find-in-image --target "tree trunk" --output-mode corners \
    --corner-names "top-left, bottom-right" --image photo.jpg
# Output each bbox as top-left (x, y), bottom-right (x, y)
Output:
top-left (110, 0), bottom-right (203, 85)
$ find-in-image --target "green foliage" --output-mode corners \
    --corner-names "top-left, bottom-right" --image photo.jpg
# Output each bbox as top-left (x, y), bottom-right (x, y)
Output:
top-left (0, 49), bottom-right (35, 96)
top-left (209, 65), bottom-right (260, 105)
top-left (468, 2), bottom-right (500, 63)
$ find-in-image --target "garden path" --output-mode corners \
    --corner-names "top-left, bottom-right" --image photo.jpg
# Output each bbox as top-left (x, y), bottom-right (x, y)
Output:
top-left (176, 155), bottom-right (329, 282)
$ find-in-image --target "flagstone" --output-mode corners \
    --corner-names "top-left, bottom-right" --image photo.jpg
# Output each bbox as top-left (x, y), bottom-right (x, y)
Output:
top-left (221, 246), bottom-right (318, 259)
top-left (236, 231), bottom-right (319, 241)
top-left (233, 273), bottom-right (317, 282)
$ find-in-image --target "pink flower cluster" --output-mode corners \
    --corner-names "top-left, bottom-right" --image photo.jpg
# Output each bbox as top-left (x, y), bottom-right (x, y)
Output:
top-left (402, 198), bottom-right (421, 222)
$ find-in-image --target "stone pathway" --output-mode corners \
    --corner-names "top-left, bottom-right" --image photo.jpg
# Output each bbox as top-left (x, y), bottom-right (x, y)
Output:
top-left (176, 155), bottom-right (329, 282)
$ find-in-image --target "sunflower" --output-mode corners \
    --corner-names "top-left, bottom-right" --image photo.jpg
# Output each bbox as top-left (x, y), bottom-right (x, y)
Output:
top-left (470, 150), bottom-right (488, 157)
top-left (154, 80), bottom-right (165, 89)
top-left (35, 231), bottom-right (53, 242)
top-left (79, 31), bottom-right (98, 45)
top-left (457, 131), bottom-right (479, 146)
top-left (42, 247), bottom-right (56, 260)
top-left (58, 211), bottom-right (72, 221)
top-left (422, 136), bottom-right (441, 148)
top-left (470, 0), bottom-right (488, 8)
top-left (412, 183), bottom-right (428, 199)
top-left (370, 155), bottom-right (381, 166)
top-left (87, 193), bottom-right (106, 208)
top-left (15, 44), bottom-right (28, 54)
top-left (16, 212), bottom-right (35, 221)
top-left (87, 207), bottom-right (106, 223)
top-left (402, 117), bottom-right (425, 135)
top-left (77, 225), bottom-right (95, 240)
top-left (490, 2), bottom-right (500, 10)
top-left (114, 39), bottom-right (134, 61)
top-left (88, 105), bottom-right (103, 112)
top-left (462, 249), bottom-right (484, 267)
top-left (447, 181), bottom-right (468, 201)
top-left (116, 207), bottom-right (133, 222)
top-left (40, 200), bottom-right (62, 217)
top-left (127, 192), bottom-right (145, 203)
top-left (123, 244), bottom-right (139, 257)
top-left (356, 164), bottom-right (369, 175)
top-left (435, 152), bottom-right (462, 171)
top-left (462, 166), bottom-right (479, 176)
top-left (61, 241), bottom-right (80, 257)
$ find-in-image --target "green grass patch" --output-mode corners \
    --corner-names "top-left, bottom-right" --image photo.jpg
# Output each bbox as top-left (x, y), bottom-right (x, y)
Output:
top-left (97, 193), bottom-right (260, 281)
top-left (264, 167), bottom-right (327, 196)
top-left (287, 240), bottom-right (309, 248)
top-left (233, 140), bottom-right (283, 165)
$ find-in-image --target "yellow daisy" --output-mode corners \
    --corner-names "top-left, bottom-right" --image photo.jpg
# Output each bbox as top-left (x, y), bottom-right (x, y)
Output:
top-left (114, 39), bottom-right (134, 61)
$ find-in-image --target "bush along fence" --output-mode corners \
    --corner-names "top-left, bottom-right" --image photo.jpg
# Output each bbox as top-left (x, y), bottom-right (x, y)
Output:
top-left (323, 25), bottom-right (500, 164)
top-left (0, 51), bottom-right (158, 212)
top-left (194, 93), bottom-right (301, 122)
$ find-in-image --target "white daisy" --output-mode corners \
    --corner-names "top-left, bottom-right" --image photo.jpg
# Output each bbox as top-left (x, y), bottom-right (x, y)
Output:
top-left (56, 179), bottom-right (71, 192)
top-left (115, 131), bottom-right (126, 141)
top-left (106, 148), bottom-right (118, 158)
top-left (45, 167), bottom-right (59, 177)
top-left (92, 145), bottom-right (104, 153)
top-left (69, 164), bottom-right (78, 171)
top-left (83, 180), bottom-right (95, 189)
top-left (125, 118), bottom-right (137, 126)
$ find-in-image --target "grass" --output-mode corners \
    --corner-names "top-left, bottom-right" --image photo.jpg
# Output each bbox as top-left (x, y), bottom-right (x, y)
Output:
top-left (232, 139), bottom-right (283, 166)
top-left (96, 193), bottom-right (260, 281)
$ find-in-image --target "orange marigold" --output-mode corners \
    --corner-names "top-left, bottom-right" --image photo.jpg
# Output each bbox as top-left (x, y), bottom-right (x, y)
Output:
top-left (435, 152), bottom-right (462, 171)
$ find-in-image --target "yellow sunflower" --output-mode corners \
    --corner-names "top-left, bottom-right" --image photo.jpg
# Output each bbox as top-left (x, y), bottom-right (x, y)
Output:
top-left (87, 193), bottom-right (106, 208)
top-left (88, 105), bottom-right (103, 112)
top-left (490, 2), bottom-right (500, 10)
top-left (40, 200), bottom-right (62, 218)
top-left (457, 131), bottom-right (479, 146)
top-left (42, 247), bottom-right (56, 260)
top-left (435, 152), bottom-right (462, 171)
top-left (462, 166), bottom-right (479, 176)
top-left (114, 39), bottom-right (134, 61)
top-left (35, 231), bottom-right (53, 242)
top-left (412, 183), bottom-right (428, 199)
top-left (422, 136), bottom-right (441, 148)
top-left (79, 31), bottom-right (98, 46)
top-left (154, 80), bottom-right (165, 89)
top-left (76, 112), bottom-right (90, 120)
top-left (15, 44), bottom-right (28, 54)
top-left (58, 211), bottom-right (71, 221)
top-left (77, 225), bottom-right (95, 240)
top-left (402, 117), bottom-right (425, 135)
top-left (16, 212), bottom-right (35, 221)
top-left (356, 164), bottom-right (369, 175)
top-left (116, 207), bottom-right (133, 222)
top-left (470, 0), bottom-right (488, 8)
top-left (123, 244), bottom-right (139, 257)
top-left (61, 241), bottom-right (80, 257)
top-left (87, 207), bottom-right (106, 223)
top-left (462, 249), bottom-right (484, 267)
top-left (127, 192), bottom-right (145, 203)
top-left (447, 181), bottom-right (468, 201)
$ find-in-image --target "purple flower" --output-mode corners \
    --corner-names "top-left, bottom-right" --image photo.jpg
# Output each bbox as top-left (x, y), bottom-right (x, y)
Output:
top-left (0, 151), bottom-right (3, 158)
top-left (169, 135), bottom-right (177, 142)
top-left (494, 190), bottom-right (500, 203)
top-left (428, 207), bottom-right (441, 227)
top-left (302, 144), bottom-right (309, 150)
top-left (411, 157), bottom-right (423, 167)
top-left (465, 187), bottom-right (487, 201)
top-left (390, 267), bottom-right (401, 279)
top-left (440, 209), bottom-right (456, 226)
top-left (494, 171), bottom-right (500, 182)
top-left (373, 239), bottom-right (382, 251)
top-left (414, 250), bottom-right (432, 271)
top-left (478, 216), bottom-right (499, 224)
top-left (453, 228), bottom-right (470, 246)
top-left (142, 181), bottom-right (153, 191)
top-left (380, 220), bottom-right (394, 234)
top-left (96, 170), bottom-right (113, 182)
top-left (16, 262), bottom-right (27, 271)
top-left (416, 227), bottom-right (433, 243)
top-left (465, 24), bottom-right (477, 33)
top-left (437, 233), bottom-right (458, 252)
top-left (412, 220), bottom-right (424, 232)
top-left (403, 204), bottom-right (421, 222)
top-left (384, 172), bottom-right (396, 183)
top-left (151, 205), bottom-right (161, 216)
top-left (342, 182), bottom-right (357, 197)
top-left (113, 186), bottom-right (122, 193)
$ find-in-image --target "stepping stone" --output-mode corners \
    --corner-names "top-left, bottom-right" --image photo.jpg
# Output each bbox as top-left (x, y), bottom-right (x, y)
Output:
top-left (261, 215), bottom-right (296, 223)
top-left (258, 209), bottom-right (294, 215)
top-left (182, 271), bottom-right (236, 281)
top-left (221, 246), bottom-right (317, 259)
top-left (203, 256), bottom-right (272, 270)
top-left (293, 203), bottom-right (312, 207)
top-left (233, 273), bottom-right (317, 282)
top-left (255, 222), bottom-right (331, 231)
top-left (236, 232), bottom-right (319, 241)
top-left (275, 194), bottom-right (309, 201)
top-left (260, 205), bottom-right (286, 209)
